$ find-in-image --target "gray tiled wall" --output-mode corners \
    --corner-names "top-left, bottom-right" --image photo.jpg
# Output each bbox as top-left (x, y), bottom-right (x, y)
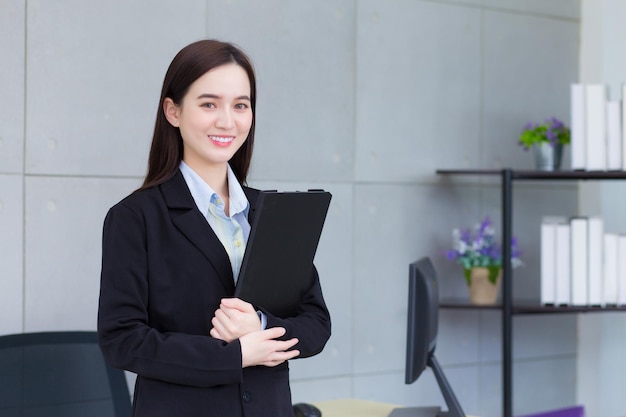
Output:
top-left (1, 0), bottom-right (26, 334)
top-left (0, 1), bottom-right (582, 416)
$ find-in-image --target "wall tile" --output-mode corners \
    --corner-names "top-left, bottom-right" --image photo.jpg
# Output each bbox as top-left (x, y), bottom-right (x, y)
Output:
top-left (426, 0), bottom-right (580, 21)
top-left (0, 0), bottom-right (25, 174)
top-left (577, 313), bottom-right (626, 417)
top-left (478, 310), bottom-right (502, 363)
top-left (25, 0), bottom-right (206, 176)
top-left (480, 352), bottom-right (578, 416)
top-left (290, 376), bottom-right (352, 404)
top-left (514, 315), bottom-right (577, 359)
top-left (437, 310), bottom-right (480, 366)
top-left (352, 366), bottom-right (479, 415)
top-left (0, 174), bottom-right (24, 335)
top-left (600, 181), bottom-right (626, 232)
top-left (24, 176), bottom-right (140, 331)
top-left (355, 0), bottom-right (482, 182)
top-left (479, 363), bottom-right (502, 417)
top-left (208, 0), bottom-right (356, 182)
top-left (513, 356), bottom-right (577, 416)
top-left (479, 313), bottom-right (577, 362)
top-left (353, 183), bottom-right (483, 374)
top-left (367, 178), bottom-right (508, 302)
top-left (481, 0), bottom-right (581, 20)
top-left (354, 370), bottom-right (442, 406)
top-left (481, 11), bottom-right (579, 171)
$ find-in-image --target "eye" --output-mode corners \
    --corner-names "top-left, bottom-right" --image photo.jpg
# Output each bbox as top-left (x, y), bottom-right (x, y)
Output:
top-left (201, 102), bottom-right (216, 109)
top-left (234, 103), bottom-right (249, 110)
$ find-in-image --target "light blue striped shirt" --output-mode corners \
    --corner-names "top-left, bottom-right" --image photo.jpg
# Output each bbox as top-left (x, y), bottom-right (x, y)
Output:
top-left (179, 161), bottom-right (250, 282)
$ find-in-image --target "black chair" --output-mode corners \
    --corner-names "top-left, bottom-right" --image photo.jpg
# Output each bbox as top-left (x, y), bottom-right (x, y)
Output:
top-left (0, 331), bottom-right (131, 417)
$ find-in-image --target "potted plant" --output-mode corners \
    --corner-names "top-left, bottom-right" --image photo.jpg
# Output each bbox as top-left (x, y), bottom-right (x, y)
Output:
top-left (446, 216), bottom-right (523, 305)
top-left (518, 117), bottom-right (570, 171)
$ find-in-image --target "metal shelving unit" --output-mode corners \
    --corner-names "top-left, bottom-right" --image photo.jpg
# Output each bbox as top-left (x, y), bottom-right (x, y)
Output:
top-left (436, 168), bottom-right (626, 417)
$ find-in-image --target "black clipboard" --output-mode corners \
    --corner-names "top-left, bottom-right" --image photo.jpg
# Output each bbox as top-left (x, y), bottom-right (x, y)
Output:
top-left (234, 189), bottom-right (332, 317)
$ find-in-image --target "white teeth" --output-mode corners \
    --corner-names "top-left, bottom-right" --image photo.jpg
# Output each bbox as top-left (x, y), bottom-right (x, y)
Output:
top-left (209, 136), bottom-right (234, 143)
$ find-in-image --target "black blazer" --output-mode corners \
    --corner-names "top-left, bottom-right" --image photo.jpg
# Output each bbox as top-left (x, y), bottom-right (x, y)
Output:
top-left (97, 170), bottom-right (331, 417)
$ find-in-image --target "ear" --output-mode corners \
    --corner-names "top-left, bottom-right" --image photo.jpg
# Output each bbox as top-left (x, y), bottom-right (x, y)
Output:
top-left (163, 98), bottom-right (180, 127)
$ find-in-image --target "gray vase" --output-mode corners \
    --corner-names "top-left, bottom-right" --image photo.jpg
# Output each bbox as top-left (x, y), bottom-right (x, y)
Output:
top-left (533, 142), bottom-right (563, 171)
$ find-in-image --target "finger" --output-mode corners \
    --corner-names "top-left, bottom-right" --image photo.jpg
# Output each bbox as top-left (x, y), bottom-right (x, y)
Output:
top-left (263, 360), bottom-right (286, 367)
top-left (211, 316), bottom-right (229, 337)
top-left (209, 327), bottom-right (221, 339)
top-left (219, 306), bottom-right (248, 322)
top-left (215, 307), bottom-right (234, 321)
top-left (211, 312), bottom-right (225, 328)
top-left (279, 348), bottom-right (300, 358)
top-left (276, 338), bottom-right (299, 351)
top-left (262, 327), bottom-right (287, 339)
top-left (263, 349), bottom-right (300, 367)
top-left (221, 297), bottom-right (254, 312)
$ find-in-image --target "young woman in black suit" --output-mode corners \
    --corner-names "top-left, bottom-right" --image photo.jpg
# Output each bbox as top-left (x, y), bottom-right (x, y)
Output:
top-left (97, 39), bottom-right (331, 417)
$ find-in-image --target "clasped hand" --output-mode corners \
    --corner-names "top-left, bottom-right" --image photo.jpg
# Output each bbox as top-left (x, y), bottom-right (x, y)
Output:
top-left (210, 298), bottom-right (299, 367)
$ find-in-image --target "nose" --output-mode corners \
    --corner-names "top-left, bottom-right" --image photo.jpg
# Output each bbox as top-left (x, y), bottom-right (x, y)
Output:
top-left (215, 108), bottom-right (235, 129)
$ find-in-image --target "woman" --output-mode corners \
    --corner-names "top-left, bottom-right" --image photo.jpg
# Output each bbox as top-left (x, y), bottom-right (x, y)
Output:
top-left (97, 39), bottom-right (331, 417)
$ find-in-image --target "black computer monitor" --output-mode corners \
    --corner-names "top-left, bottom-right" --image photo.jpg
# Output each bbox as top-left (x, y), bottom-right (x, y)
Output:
top-left (389, 257), bottom-right (465, 417)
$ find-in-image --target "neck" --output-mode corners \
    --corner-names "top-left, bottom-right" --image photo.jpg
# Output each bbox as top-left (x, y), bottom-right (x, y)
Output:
top-left (186, 161), bottom-right (229, 199)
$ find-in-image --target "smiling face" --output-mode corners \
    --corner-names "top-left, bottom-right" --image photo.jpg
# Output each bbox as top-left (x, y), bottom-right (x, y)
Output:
top-left (164, 63), bottom-right (253, 176)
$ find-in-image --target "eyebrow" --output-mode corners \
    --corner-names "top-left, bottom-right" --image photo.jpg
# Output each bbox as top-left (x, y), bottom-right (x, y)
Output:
top-left (196, 93), bottom-right (251, 101)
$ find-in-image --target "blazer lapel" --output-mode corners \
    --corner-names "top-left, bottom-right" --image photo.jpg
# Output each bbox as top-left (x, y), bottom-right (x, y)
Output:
top-left (160, 171), bottom-right (235, 292)
top-left (243, 186), bottom-right (260, 226)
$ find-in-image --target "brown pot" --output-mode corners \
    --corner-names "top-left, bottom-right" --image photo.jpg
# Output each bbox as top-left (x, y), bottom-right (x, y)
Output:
top-left (468, 267), bottom-right (502, 305)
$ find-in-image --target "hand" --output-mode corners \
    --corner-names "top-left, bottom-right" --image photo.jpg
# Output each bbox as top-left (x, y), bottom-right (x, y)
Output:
top-left (210, 298), bottom-right (261, 343)
top-left (240, 327), bottom-right (300, 367)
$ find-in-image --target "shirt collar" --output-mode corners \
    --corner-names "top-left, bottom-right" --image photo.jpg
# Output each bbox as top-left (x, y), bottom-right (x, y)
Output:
top-left (179, 161), bottom-right (249, 217)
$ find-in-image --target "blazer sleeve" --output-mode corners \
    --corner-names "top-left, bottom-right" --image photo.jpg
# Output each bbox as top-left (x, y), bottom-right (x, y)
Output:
top-left (262, 265), bottom-right (332, 358)
top-left (97, 201), bottom-right (243, 388)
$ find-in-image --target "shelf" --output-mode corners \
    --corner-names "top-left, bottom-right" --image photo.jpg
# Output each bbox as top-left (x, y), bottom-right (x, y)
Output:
top-left (436, 168), bottom-right (626, 180)
top-left (440, 300), bottom-right (626, 315)
top-left (435, 167), bottom-right (626, 417)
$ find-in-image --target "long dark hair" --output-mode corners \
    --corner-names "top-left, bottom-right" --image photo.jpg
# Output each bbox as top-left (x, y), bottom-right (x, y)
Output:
top-left (140, 39), bottom-right (256, 190)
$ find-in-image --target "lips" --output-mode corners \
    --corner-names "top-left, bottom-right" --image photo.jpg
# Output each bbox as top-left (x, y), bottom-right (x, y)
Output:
top-left (209, 135), bottom-right (235, 146)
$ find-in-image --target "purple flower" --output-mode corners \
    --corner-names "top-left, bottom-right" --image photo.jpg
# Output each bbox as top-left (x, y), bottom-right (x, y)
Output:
top-left (479, 216), bottom-right (491, 234)
top-left (549, 117), bottom-right (563, 130)
top-left (459, 228), bottom-right (472, 244)
top-left (519, 117), bottom-right (570, 149)
top-left (511, 236), bottom-right (522, 258)
top-left (488, 246), bottom-right (501, 260)
top-left (446, 215), bottom-right (523, 270)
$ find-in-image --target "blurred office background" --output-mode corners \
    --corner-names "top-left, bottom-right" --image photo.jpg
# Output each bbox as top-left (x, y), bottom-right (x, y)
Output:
top-left (1, 1), bottom-right (625, 416)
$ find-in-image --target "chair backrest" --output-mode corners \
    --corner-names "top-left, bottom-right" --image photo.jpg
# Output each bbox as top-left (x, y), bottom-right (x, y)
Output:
top-left (0, 331), bottom-right (131, 417)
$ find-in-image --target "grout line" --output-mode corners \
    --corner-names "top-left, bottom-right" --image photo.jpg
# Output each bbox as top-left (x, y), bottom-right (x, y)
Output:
top-left (248, 177), bottom-right (580, 190)
top-left (22, 0), bottom-right (28, 333)
top-left (16, 172), bottom-right (584, 184)
top-left (416, 0), bottom-right (580, 23)
top-left (17, 173), bottom-right (581, 194)
top-left (478, 8), bottom-right (486, 213)
top-left (22, 172), bottom-right (144, 180)
top-left (350, 0), bottom-right (358, 399)
top-left (290, 349), bottom-right (577, 385)
top-left (204, 0), bottom-right (209, 38)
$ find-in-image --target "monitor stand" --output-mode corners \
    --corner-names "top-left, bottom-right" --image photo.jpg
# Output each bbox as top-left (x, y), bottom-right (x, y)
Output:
top-left (388, 406), bottom-right (441, 417)
top-left (391, 355), bottom-right (465, 417)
